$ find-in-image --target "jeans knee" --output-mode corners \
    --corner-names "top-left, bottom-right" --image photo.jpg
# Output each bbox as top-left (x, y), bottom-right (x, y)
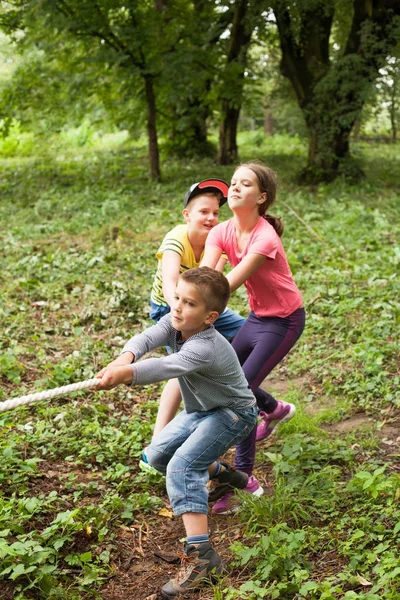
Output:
top-left (166, 453), bottom-right (187, 476)
top-left (145, 445), bottom-right (168, 475)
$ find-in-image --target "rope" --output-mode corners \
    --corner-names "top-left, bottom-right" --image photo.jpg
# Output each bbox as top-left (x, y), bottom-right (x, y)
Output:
top-left (0, 378), bottom-right (100, 414)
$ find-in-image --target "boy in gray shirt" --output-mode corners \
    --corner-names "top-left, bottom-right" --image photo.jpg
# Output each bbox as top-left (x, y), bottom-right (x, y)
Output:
top-left (96, 267), bottom-right (257, 598)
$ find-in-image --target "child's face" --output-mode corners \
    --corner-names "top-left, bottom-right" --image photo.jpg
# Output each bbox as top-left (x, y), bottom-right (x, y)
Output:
top-left (183, 194), bottom-right (220, 235)
top-left (171, 279), bottom-right (218, 340)
top-left (228, 166), bottom-right (266, 213)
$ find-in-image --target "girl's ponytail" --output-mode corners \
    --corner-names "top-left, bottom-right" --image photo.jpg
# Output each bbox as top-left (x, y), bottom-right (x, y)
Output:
top-left (264, 214), bottom-right (284, 237)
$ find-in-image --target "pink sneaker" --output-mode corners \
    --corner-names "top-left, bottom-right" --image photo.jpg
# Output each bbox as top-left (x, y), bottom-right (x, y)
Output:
top-left (256, 401), bottom-right (296, 442)
top-left (211, 476), bottom-right (264, 515)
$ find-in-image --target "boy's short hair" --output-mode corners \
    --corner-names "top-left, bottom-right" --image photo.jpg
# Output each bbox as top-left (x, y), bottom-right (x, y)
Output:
top-left (180, 267), bottom-right (230, 316)
top-left (183, 179), bottom-right (228, 208)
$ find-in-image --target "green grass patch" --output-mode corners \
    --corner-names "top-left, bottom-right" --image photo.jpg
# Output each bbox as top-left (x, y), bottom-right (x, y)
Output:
top-left (0, 133), bottom-right (399, 598)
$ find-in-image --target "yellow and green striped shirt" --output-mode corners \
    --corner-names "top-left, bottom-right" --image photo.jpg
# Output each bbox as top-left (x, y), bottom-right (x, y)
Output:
top-left (150, 224), bottom-right (204, 307)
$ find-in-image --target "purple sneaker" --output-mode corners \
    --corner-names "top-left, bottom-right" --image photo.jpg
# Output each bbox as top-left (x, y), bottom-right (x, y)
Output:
top-left (256, 401), bottom-right (296, 442)
top-left (211, 476), bottom-right (264, 515)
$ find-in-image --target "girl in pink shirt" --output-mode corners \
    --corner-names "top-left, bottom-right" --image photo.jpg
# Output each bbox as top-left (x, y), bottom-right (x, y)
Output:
top-left (202, 161), bottom-right (305, 514)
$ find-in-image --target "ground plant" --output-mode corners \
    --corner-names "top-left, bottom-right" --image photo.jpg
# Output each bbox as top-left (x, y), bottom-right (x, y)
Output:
top-left (0, 132), bottom-right (399, 599)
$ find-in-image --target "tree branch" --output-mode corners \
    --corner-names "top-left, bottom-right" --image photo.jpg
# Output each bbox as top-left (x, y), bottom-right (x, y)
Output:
top-left (56, 0), bottom-right (144, 69)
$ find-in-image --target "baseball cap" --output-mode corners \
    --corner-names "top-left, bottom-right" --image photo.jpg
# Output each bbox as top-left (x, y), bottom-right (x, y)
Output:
top-left (183, 179), bottom-right (229, 208)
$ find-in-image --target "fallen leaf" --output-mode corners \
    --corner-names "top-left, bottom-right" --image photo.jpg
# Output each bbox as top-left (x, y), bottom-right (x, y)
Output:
top-left (158, 507), bottom-right (173, 518)
top-left (357, 574), bottom-right (373, 586)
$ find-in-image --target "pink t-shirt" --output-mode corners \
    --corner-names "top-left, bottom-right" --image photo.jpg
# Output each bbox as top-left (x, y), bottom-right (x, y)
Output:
top-left (206, 217), bottom-right (303, 318)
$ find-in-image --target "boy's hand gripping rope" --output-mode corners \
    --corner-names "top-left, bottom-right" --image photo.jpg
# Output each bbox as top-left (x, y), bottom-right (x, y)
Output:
top-left (0, 378), bottom-right (100, 413)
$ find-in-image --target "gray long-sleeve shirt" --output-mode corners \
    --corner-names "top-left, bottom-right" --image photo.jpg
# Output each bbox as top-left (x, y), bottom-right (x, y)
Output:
top-left (121, 314), bottom-right (256, 414)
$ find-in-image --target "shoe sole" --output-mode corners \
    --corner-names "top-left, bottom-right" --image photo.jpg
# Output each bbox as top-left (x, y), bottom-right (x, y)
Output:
top-left (139, 459), bottom-right (162, 476)
top-left (256, 404), bottom-right (296, 442)
top-left (212, 484), bottom-right (264, 515)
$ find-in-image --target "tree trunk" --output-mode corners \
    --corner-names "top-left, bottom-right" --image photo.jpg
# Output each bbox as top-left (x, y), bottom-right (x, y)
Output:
top-left (144, 74), bottom-right (161, 180)
top-left (218, 104), bottom-right (240, 164)
top-left (273, 0), bottom-right (400, 183)
top-left (352, 117), bottom-right (361, 141)
top-left (264, 109), bottom-right (274, 136)
top-left (217, 0), bottom-right (254, 165)
top-left (301, 116), bottom-right (359, 183)
top-left (389, 81), bottom-right (397, 142)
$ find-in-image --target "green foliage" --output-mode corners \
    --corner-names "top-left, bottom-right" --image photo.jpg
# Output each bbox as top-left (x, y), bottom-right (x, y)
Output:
top-left (227, 447), bottom-right (400, 599)
top-left (272, 0), bottom-right (400, 182)
top-left (0, 133), bottom-right (399, 597)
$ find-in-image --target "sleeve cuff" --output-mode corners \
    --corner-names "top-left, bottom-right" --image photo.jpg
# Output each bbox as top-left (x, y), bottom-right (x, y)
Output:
top-left (127, 364), bottom-right (137, 386)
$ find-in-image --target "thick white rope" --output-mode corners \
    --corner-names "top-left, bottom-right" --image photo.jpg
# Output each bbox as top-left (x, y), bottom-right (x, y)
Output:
top-left (0, 378), bottom-right (100, 413)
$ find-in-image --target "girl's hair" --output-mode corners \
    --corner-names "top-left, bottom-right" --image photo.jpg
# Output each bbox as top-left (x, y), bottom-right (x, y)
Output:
top-left (236, 161), bottom-right (284, 237)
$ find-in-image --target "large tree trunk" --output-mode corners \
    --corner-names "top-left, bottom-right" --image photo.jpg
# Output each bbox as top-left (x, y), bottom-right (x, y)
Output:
top-left (273, 0), bottom-right (400, 183)
top-left (299, 58), bottom-right (367, 182)
top-left (302, 114), bottom-right (358, 183)
top-left (218, 104), bottom-right (240, 164)
top-left (144, 74), bottom-right (161, 180)
top-left (217, 0), bottom-right (254, 165)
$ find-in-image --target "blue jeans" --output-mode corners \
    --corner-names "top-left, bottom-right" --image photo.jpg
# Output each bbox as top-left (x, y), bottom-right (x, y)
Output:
top-left (149, 301), bottom-right (170, 323)
top-left (214, 308), bottom-right (245, 341)
top-left (146, 405), bottom-right (257, 516)
top-left (150, 301), bottom-right (245, 341)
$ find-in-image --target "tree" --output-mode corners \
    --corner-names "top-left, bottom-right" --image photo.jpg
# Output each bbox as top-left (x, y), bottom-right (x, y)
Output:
top-left (0, 0), bottom-right (186, 179)
top-left (271, 0), bottom-right (400, 182)
top-left (0, 38), bottom-right (117, 136)
top-left (217, 0), bottom-right (253, 164)
top-left (377, 55), bottom-right (400, 141)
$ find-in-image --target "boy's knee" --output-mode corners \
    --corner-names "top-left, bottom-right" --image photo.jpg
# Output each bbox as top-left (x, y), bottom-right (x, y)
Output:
top-left (146, 444), bottom-right (169, 475)
top-left (166, 452), bottom-right (189, 475)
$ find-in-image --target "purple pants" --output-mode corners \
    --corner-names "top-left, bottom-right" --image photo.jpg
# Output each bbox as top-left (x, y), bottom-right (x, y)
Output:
top-left (232, 307), bottom-right (306, 474)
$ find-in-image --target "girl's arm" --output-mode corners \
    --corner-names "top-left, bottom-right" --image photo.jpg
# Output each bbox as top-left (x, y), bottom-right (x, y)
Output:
top-left (161, 250), bottom-right (182, 307)
top-left (200, 246), bottom-right (267, 292)
top-left (202, 246), bottom-right (266, 292)
top-left (216, 256), bottom-right (228, 272)
top-left (226, 253), bottom-right (266, 292)
top-left (201, 245), bottom-right (223, 269)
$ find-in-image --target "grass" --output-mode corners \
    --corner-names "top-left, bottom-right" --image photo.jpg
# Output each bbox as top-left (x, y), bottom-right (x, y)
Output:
top-left (0, 131), bottom-right (399, 599)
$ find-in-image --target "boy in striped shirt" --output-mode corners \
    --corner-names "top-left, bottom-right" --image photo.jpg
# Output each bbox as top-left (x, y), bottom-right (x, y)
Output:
top-left (96, 267), bottom-right (257, 597)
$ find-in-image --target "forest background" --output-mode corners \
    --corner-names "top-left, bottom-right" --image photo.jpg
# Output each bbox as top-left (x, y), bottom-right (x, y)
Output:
top-left (0, 1), bottom-right (399, 599)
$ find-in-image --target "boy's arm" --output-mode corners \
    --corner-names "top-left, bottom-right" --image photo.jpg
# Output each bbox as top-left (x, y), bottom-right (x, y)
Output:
top-left (96, 364), bottom-right (134, 389)
top-left (161, 250), bottom-right (181, 307)
top-left (97, 336), bottom-right (213, 390)
top-left (131, 340), bottom-right (213, 385)
top-left (121, 315), bottom-right (172, 358)
top-left (96, 317), bottom-right (173, 390)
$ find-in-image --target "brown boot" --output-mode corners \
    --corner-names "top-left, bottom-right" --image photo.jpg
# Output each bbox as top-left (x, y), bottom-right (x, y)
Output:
top-left (161, 541), bottom-right (224, 597)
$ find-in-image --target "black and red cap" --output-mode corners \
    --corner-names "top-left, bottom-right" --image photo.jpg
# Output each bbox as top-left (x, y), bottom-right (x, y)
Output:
top-left (183, 179), bottom-right (229, 208)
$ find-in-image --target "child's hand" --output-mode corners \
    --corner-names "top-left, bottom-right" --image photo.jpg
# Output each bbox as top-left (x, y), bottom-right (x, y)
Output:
top-left (96, 365), bottom-right (134, 390)
top-left (96, 352), bottom-right (134, 380)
